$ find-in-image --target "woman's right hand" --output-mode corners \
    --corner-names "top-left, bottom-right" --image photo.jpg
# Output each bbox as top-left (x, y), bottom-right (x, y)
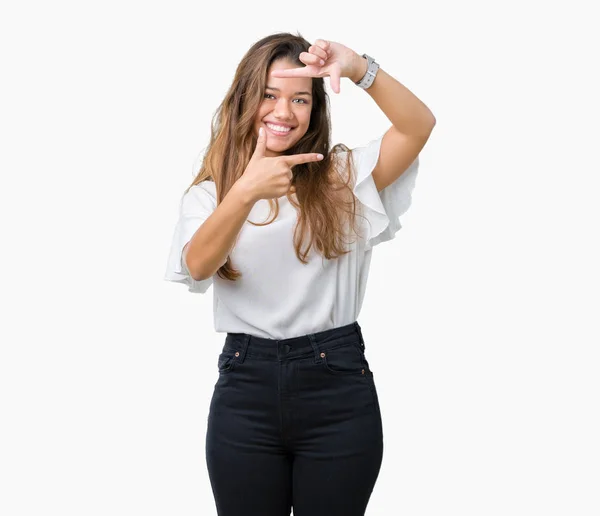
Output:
top-left (237, 127), bottom-right (324, 202)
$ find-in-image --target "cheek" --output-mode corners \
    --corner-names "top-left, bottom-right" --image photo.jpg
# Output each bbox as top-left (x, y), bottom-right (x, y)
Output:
top-left (256, 106), bottom-right (268, 120)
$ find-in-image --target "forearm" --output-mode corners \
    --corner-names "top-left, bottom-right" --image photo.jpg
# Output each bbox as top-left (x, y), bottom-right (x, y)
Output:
top-left (184, 182), bottom-right (255, 281)
top-left (350, 54), bottom-right (436, 138)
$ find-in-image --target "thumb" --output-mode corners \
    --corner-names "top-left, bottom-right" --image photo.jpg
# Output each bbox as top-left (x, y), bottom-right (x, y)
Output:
top-left (252, 126), bottom-right (267, 160)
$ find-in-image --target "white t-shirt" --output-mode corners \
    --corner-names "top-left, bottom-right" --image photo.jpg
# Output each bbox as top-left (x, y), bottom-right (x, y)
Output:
top-left (164, 133), bottom-right (420, 339)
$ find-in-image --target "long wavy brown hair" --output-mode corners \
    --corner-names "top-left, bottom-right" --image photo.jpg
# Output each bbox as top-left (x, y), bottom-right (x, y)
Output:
top-left (186, 31), bottom-right (364, 282)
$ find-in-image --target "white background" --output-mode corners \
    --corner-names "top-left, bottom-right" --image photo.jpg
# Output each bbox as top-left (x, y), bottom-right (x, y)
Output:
top-left (1, 1), bottom-right (599, 515)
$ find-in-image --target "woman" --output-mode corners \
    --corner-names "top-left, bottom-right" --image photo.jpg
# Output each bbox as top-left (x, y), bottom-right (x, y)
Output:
top-left (164, 32), bottom-right (435, 516)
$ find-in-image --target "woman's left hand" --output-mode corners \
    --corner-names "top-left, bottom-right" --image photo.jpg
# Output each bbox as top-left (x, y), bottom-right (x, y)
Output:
top-left (269, 39), bottom-right (363, 94)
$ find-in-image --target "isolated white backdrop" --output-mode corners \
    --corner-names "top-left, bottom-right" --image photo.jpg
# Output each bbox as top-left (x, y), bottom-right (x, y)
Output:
top-left (1, 1), bottom-right (599, 515)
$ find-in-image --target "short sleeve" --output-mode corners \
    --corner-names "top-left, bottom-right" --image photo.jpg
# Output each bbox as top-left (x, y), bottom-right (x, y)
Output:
top-left (163, 182), bottom-right (219, 294)
top-left (349, 133), bottom-right (420, 250)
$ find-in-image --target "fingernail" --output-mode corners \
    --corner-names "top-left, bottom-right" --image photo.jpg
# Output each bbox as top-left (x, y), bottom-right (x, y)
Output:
top-left (259, 127), bottom-right (263, 136)
top-left (317, 154), bottom-right (324, 160)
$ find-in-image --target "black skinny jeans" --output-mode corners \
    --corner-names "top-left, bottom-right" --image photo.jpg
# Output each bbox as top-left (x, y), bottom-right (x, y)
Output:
top-left (205, 321), bottom-right (384, 516)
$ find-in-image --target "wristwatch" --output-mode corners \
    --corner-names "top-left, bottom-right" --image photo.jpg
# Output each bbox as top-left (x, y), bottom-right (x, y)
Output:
top-left (354, 53), bottom-right (380, 89)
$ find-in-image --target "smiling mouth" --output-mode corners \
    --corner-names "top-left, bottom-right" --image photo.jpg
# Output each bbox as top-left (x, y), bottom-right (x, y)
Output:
top-left (265, 123), bottom-right (296, 137)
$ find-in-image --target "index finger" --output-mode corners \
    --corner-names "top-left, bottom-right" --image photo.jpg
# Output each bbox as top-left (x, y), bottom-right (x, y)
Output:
top-left (282, 153), bottom-right (325, 166)
top-left (270, 67), bottom-right (313, 78)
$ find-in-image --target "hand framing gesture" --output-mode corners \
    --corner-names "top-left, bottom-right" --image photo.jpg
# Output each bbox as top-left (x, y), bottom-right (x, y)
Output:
top-left (239, 127), bottom-right (324, 201)
top-left (269, 39), bottom-right (363, 94)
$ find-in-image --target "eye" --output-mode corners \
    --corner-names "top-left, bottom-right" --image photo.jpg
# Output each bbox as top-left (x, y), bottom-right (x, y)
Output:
top-left (264, 93), bottom-right (308, 104)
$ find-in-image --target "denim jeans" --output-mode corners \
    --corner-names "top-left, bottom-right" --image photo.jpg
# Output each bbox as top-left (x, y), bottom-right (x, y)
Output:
top-left (205, 321), bottom-right (384, 516)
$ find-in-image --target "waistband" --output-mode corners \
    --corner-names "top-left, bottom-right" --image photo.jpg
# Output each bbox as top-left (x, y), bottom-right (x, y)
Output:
top-left (224, 321), bottom-right (366, 361)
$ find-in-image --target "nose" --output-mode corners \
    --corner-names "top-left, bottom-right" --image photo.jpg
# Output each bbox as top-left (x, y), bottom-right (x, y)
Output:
top-left (273, 98), bottom-right (294, 121)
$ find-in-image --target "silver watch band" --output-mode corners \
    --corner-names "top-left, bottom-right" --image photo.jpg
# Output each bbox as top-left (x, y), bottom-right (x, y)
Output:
top-left (354, 53), bottom-right (380, 89)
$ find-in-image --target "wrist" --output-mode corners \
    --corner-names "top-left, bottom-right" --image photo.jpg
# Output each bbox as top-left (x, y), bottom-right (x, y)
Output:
top-left (231, 179), bottom-right (258, 206)
top-left (349, 53), bottom-right (369, 83)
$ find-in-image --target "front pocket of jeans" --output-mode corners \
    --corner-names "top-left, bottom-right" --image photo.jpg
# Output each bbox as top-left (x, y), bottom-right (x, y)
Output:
top-left (217, 350), bottom-right (237, 374)
top-left (321, 343), bottom-right (367, 375)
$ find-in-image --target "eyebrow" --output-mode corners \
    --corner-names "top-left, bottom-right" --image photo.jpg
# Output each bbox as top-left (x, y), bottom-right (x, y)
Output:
top-left (265, 86), bottom-right (312, 97)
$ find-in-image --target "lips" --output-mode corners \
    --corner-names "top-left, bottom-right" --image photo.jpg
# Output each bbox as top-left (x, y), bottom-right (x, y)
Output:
top-left (264, 121), bottom-right (296, 129)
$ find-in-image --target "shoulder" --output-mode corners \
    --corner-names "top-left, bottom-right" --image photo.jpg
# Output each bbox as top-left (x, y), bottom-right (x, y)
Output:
top-left (186, 180), bottom-right (217, 199)
top-left (347, 135), bottom-right (384, 172)
top-left (191, 179), bottom-right (217, 194)
top-left (329, 146), bottom-right (352, 184)
top-left (181, 180), bottom-right (218, 213)
top-left (330, 135), bottom-right (384, 184)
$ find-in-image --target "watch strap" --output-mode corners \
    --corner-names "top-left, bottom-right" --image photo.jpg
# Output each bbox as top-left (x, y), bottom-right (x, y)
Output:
top-left (354, 53), bottom-right (380, 89)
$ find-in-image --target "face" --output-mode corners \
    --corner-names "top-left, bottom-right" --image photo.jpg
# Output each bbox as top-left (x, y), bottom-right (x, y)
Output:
top-left (253, 58), bottom-right (313, 157)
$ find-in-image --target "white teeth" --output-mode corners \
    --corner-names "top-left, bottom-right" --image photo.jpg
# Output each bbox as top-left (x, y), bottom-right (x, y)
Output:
top-left (266, 123), bottom-right (292, 133)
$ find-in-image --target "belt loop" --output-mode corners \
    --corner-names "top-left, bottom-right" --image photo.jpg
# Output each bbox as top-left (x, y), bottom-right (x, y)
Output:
top-left (238, 334), bottom-right (250, 363)
top-left (308, 333), bottom-right (322, 363)
top-left (354, 321), bottom-right (365, 350)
